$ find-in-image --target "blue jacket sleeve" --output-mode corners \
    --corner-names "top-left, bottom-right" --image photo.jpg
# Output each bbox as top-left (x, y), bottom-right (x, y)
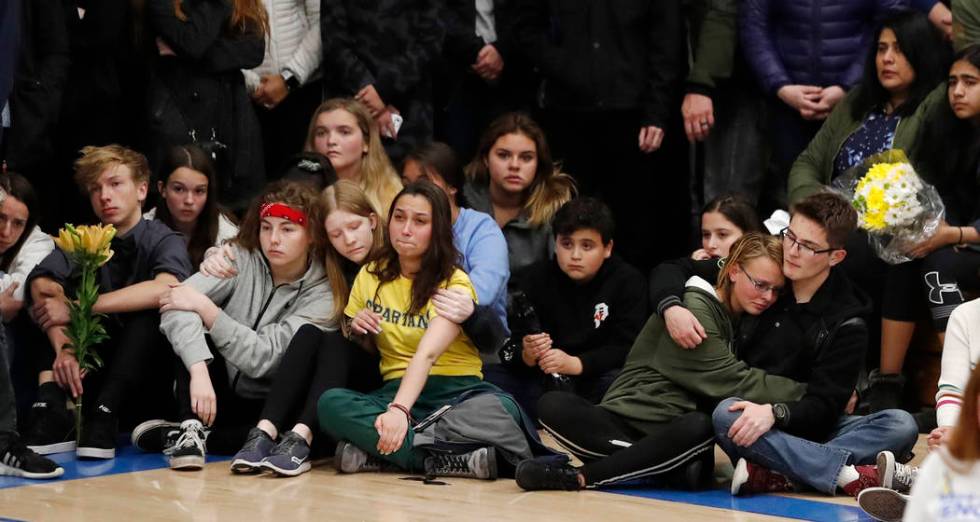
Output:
top-left (461, 216), bottom-right (510, 306)
top-left (740, 0), bottom-right (791, 95)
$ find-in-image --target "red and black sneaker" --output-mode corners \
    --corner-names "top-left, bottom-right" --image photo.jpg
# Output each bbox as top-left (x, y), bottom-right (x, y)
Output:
top-left (731, 458), bottom-right (795, 496)
top-left (842, 465), bottom-right (881, 498)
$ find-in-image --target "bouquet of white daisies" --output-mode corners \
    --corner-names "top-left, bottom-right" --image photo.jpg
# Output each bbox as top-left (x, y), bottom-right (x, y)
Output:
top-left (832, 150), bottom-right (944, 264)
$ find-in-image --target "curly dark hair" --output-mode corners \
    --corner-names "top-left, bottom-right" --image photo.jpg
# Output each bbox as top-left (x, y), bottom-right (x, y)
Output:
top-left (234, 180), bottom-right (326, 265)
top-left (369, 181), bottom-right (460, 315)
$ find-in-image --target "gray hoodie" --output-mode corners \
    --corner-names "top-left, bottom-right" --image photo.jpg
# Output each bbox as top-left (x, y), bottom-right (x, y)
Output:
top-left (160, 243), bottom-right (333, 398)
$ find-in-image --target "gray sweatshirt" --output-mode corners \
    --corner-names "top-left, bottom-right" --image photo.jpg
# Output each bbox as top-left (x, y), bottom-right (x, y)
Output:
top-left (160, 243), bottom-right (333, 398)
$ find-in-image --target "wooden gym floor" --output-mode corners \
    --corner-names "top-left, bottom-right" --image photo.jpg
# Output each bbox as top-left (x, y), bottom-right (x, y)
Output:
top-left (0, 433), bottom-right (926, 521)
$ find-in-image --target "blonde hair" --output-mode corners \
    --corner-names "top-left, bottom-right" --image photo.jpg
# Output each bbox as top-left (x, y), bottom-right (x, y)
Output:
top-left (716, 233), bottom-right (783, 312)
top-left (320, 180), bottom-right (384, 325)
top-left (464, 112), bottom-right (576, 227)
top-left (74, 145), bottom-right (151, 192)
top-left (304, 99), bottom-right (403, 216)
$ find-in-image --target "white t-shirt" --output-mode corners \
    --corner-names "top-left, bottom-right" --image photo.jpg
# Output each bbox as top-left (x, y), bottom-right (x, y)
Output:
top-left (905, 449), bottom-right (980, 521)
top-left (0, 226), bottom-right (55, 302)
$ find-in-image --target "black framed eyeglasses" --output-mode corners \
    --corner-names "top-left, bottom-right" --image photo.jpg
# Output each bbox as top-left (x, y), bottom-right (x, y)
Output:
top-left (739, 265), bottom-right (783, 295)
top-left (779, 227), bottom-right (837, 257)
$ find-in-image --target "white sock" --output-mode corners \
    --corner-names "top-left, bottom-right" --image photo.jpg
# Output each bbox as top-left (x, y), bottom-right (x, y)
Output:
top-left (837, 465), bottom-right (859, 487)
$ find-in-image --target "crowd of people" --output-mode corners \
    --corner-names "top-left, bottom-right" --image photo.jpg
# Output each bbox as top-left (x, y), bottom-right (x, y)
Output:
top-left (1, 1), bottom-right (980, 520)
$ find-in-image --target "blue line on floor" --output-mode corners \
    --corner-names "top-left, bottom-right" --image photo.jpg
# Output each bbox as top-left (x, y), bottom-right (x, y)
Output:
top-left (605, 487), bottom-right (874, 522)
top-left (0, 441), bottom-right (229, 490)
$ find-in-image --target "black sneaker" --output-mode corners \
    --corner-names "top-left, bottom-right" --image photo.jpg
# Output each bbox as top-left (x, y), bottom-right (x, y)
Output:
top-left (515, 455), bottom-right (581, 491)
top-left (0, 432), bottom-right (64, 479)
top-left (260, 431), bottom-right (311, 477)
top-left (230, 427), bottom-right (276, 474)
top-left (76, 405), bottom-right (117, 459)
top-left (423, 447), bottom-right (497, 480)
top-left (23, 399), bottom-right (76, 455)
top-left (131, 419), bottom-right (183, 454)
top-left (169, 420), bottom-right (207, 471)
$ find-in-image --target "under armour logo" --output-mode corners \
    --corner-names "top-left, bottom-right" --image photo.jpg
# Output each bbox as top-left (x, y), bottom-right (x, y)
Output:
top-left (924, 271), bottom-right (962, 305)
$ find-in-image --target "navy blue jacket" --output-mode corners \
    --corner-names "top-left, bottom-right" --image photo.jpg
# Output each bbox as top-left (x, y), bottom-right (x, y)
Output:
top-left (740, 0), bottom-right (908, 95)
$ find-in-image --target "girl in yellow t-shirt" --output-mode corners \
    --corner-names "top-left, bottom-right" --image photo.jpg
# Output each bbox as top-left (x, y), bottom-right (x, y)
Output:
top-left (318, 181), bottom-right (512, 479)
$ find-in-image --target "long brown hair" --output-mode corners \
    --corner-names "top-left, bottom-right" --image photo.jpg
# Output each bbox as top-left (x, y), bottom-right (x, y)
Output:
top-left (0, 172), bottom-right (40, 273)
top-left (304, 98), bottom-right (402, 215)
top-left (716, 233), bottom-right (783, 314)
top-left (157, 144), bottom-right (230, 266)
top-left (369, 181), bottom-right (459, 315)
top-left (320, 180), bottom-right (384, 324)
top-left (947, 364), bottom-right (980, 463)
top-left (234, 180), bottom-right (326, 265)
top-left (464, 112), bottom-right (575, 227)
top-left (173, 0), bottom-right (268, 36)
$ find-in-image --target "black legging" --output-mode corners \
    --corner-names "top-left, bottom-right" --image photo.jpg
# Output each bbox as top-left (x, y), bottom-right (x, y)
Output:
top-left (537, 391), bottom-right (714, 487)
top-left (920, 246), bottom-right (980, 330)
top-left (259, 325), bottom-right (381, 433)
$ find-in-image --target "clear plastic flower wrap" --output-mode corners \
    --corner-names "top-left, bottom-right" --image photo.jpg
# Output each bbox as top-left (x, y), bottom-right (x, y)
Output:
top-left (831, 149), bottom-right (945, 264)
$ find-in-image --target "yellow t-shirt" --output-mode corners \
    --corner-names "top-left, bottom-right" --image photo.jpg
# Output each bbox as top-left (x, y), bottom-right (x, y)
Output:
top-left (344, 263), bottom-right (482, 380)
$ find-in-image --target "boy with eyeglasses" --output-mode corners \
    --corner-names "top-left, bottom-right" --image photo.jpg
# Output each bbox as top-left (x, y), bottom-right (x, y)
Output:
top-left (649, 192), bottom-right (919, 498)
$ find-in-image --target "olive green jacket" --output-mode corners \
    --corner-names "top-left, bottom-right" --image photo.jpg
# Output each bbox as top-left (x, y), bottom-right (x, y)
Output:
top-left (684, 0), bottom-right (738, 94)
top-left (601, 277), bottom-right (806, 433)
top-left (954, 0), bottom-right (980, 52)
top-left (787, 84), bottom-right (947, 204)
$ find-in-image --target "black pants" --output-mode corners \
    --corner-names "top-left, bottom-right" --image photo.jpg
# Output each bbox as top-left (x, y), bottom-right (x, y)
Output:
top-left (841, 230), bottom-right (925, 323)
top-left (0, 323), bottom-right (14, 433)
top-left (542, 108), bottom-right (689, 272)
top-left (920, 246), bottom-right (980, 330)
top-left (175, 350), bottom-right (264, 455)
top-left (482, 363), bottom-right (618, 423)
top-left (537, 391), bottom-right (714, 487)
top-left (259, 325), bottom-right (381, 434)
top-left (255, 80), bottom-right (323, 177)
top-left (31, 310), bottom-right (176, 422)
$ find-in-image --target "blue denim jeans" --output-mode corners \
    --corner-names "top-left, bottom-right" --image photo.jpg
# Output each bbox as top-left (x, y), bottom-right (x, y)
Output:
top-left (712, 397), bottom-right (918, 495)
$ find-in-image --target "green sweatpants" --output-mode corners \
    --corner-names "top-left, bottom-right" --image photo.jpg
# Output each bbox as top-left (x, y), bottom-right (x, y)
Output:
top-left (318, 376), bottom-right (512, 471)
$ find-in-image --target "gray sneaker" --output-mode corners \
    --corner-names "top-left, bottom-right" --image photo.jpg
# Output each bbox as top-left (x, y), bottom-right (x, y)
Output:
top-left (335, 440), bottom-right (390, 473)
top-left (230, 427), bottom-right (276, 474)
top-left (858, 486), bottom-right (908, 522)
top-left (877, 451), bottom-right (917, 493)
top-left (260, 431), bottom-right (311, 477)
top-left (424, 447), bottom-right (497, 480)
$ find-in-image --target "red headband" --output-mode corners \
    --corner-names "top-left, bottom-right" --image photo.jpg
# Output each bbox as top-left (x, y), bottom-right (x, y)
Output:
top-left (260, 202), bottom-right (308, 226)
